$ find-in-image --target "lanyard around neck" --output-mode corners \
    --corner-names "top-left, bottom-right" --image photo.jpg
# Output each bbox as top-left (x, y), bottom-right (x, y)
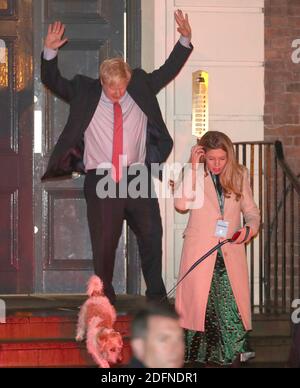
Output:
top-left (211, 173), bottom-right (224, 217)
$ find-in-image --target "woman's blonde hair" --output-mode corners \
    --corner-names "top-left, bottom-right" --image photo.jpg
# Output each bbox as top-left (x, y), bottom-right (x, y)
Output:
top-left (199, 131), bottom-right (245, 201)
top-left (99, 58), bottom-right (132, 86)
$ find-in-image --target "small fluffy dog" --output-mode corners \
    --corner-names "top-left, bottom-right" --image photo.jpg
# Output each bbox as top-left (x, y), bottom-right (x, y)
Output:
top-left (76, 275), bottom-right (123, 368)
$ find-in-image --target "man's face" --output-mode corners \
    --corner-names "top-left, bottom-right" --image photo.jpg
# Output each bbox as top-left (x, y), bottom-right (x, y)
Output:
top-left (101, 79), bottom-right (129, 103)
top-left (141, 316), bottom-right (185, 368)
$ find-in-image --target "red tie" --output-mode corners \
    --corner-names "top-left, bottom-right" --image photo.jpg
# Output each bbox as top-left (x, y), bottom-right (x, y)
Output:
top-left (112, 102), bottom-right (123, 182)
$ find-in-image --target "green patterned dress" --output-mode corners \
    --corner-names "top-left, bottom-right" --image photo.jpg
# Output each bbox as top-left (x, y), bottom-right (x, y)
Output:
top-left (184, 174), bottom-right (252, 366)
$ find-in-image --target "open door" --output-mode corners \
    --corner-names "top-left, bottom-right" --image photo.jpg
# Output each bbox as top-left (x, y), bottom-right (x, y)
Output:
top-left (0, 0), bottom-right (141, 294)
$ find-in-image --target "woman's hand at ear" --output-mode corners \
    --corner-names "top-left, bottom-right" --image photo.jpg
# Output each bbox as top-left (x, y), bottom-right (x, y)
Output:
top-left (189, 145), bottom-right (205, 170)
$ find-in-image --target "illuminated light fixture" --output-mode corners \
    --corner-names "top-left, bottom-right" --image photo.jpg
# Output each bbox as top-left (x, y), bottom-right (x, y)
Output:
top-left (192, 70), bottom-right (209, 140)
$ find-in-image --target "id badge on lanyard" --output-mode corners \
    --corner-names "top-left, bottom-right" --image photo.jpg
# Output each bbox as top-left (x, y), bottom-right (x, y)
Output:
top-left (213, 175), bottom-right (229, 238)
top-left (215, 219), bottom-right (229, 238)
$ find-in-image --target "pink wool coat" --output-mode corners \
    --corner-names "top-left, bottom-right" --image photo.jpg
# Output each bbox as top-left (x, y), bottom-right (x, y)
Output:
top-left (174, 167), bottom-right (260, 332)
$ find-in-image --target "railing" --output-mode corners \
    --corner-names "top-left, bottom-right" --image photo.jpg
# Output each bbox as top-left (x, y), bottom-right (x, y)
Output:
top-left (234, 141), bottom-right (300, 315)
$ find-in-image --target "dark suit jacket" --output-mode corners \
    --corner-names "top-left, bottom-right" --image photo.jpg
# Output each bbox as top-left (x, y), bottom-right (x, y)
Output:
top-left (41, 41), bottom-right (193, 181)
top-left (289, 323), bottom-right (300, 368)
top-left (124, 357), bottom-right (146, 368)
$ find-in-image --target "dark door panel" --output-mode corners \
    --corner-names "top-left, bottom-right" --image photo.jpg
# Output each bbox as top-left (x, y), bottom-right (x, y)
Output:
top-left (34, 0), bottom-right (139, 294)
top-left (0, 0), bottom-right (34, 293)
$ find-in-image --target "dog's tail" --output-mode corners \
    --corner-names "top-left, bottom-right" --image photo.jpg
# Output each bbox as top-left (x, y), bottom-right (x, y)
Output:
top-left (87, 275), bottom-right (104, 297)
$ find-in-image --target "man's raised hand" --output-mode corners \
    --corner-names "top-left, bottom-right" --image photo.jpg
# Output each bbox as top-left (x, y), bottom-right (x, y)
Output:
top-left (175, 9), bottom-right (192, 41)
top-left (45, 21), bottom-right (68, 50)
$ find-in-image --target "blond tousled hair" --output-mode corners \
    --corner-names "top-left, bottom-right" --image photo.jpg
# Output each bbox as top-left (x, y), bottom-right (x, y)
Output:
top-left (99, 58), bottom-right (132, 86)
top-left (198, 131), bottom-right (245, 201)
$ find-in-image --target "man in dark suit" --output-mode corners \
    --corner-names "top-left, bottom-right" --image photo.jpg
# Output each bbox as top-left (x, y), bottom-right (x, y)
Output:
top-left (126, 304), bottom-right (184, 368)
top-left (41, 10), bottom-right (193, 304)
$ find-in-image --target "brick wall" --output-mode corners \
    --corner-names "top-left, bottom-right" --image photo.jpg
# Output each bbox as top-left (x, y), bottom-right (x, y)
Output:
top-left (265, 0), bottom-right (300, 176)
top-left (264, 1), bottom-right (300, 311)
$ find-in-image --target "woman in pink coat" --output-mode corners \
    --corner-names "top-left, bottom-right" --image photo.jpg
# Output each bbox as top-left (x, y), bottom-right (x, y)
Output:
top-left (174, 131), bottom-right (260, 367)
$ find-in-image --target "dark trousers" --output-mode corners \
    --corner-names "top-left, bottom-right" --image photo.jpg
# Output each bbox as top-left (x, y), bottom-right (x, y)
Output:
top-left (83, 168), bottom-right (167, 303)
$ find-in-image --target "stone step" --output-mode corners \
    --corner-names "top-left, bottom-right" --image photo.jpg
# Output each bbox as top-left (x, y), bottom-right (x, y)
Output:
top-left (249, 336), bottom-right (291, 364)
top-left (251, 314), bottom-right (292, 337)
top-left (243, 362), bottom-right (287, 368)
top-left (0, 312), bottom-right (132, 368)
top-left (0, 293), bottom-right (293, 368)
top-left (0, 338), bottom-right (132, 368)
top-left (0, 314), bottom-right (131, 341)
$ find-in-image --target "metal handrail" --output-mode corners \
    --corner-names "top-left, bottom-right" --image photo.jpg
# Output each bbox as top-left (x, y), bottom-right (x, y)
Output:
top-left (275, 141), bottom-right (300, 197)
top-left (234, 140), bottom-right (300, 314)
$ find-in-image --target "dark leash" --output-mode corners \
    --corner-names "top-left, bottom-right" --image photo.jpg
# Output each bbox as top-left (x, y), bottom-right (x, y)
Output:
top-left (161, 230), bottom-right (242, 302)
